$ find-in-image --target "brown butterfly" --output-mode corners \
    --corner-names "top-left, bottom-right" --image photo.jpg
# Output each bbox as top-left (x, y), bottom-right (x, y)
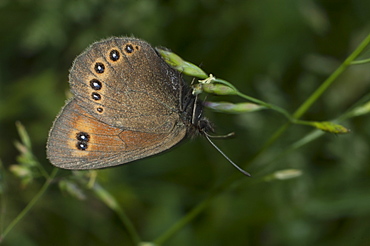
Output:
top-left (46, 37), bottom-right (211, 169)
top-left (47, 37), bottom-right (250, 176)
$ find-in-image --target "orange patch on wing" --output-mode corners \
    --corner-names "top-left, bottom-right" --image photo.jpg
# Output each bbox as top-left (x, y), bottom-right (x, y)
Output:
top-left (66, 101), bottom-right (126, 157)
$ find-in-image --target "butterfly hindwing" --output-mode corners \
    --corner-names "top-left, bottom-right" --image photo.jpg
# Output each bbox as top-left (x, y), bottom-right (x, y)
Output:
top-left (47, 99), bottom-right (186, 169)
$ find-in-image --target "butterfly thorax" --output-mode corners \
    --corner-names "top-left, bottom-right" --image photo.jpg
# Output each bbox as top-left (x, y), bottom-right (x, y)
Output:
top-left (180, 85), bottom-right (213, 138)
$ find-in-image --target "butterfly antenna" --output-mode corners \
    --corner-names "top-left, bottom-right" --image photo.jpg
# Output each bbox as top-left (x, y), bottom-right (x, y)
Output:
top-left (206, 132), bottom-right (235, 139)
top-left (204, 133), bottom-right (251, 177)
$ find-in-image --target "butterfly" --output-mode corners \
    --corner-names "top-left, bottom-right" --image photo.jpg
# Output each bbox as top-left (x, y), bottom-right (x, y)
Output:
top-left (47, 37), bottom-right (250, 176)
top-left (46, 37), bottom-right (213, 169)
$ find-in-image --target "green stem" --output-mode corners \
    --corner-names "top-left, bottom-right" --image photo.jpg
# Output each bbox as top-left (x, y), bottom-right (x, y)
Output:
top-left (36, 158), bottom-right (51, 180)
top-left (253, 33), bottom-right (370, 156)
top-left (293, 33), bottom-right (370, 119)
top-left (0, 168), bottom-right (58, 242)
top-left (153, 196), bottom-right (211, 245)
top-left (0, 160), bottom-right (5, 236)
top-left (29, 153), bottom-right (50, 180)
top-left (91, 183), bottom-right (141, 245)
top-left (213, 78), bottom-right (293, 121)
top-left (153, 175), bottom-right (240, 245)
top-left (154, 169), bottom-right (271, 245)
top-left (350, 58), bottom-right (370, 65)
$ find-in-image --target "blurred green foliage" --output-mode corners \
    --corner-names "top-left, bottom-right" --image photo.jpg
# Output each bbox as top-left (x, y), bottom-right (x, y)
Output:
top-left (1, 0), bottom-right (370, 245)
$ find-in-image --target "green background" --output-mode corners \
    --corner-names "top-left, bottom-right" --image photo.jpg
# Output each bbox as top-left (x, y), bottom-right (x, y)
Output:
top-left (1, 0), bottom-right (370, 245)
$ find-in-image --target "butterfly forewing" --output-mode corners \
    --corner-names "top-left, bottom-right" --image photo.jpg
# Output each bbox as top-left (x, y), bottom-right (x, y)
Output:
top-left (69, 37), bottom-right (182, 133)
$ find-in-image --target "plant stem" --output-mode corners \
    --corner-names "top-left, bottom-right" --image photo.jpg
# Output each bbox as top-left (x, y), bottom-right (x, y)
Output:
top-left (213, 78), bottom-right (293, 121)
top-left (0, 168), bottom-right (58, 242)
top-left (0, 160), bottom-right (6, 236)
top-left (255, 33), bottom-right (370, 155)
top-left (91, 183), bottom-right (141, 245)
top-left (293, 33), bottom-right (370, 119)
top-left (153, 196), bottom-right (210, 245)
top-left (153, 175), bottom-right (240, 245)
top-left (350, 58), bottom-right (370, 65)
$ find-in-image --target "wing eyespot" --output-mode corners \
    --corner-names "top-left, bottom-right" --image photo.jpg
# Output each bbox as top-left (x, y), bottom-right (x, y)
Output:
top-left (94, 62), bottom-right (105, 74)
top-left (76, 132), bottom-right (90, 151)
top-left (90, 79), bottom-right (102, 90)
top-left (109, 49), bottom-right (120, 61)
top-left (92, 92), bottom-right (101, 101)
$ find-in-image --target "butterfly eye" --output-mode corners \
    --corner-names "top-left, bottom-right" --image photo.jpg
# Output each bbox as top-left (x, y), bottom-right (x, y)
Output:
top-left (94, 62), bottom-right (105, 73)
top-left (109, 50), bottom-right (120, 61)
top-left (124, 44), bottom-right (134, 54)
top-left (90, 79), bottom-right (102, 90)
